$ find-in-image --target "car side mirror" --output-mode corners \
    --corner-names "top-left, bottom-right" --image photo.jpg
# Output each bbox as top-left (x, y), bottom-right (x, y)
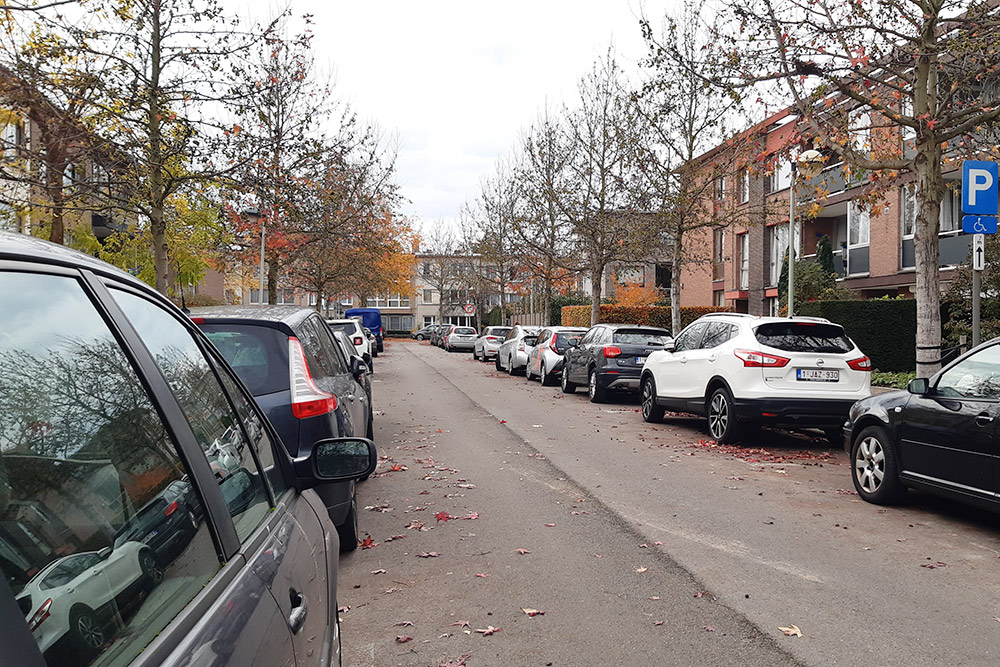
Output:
top-left (97, 546), bottom-right (112, 560)
top-left (663, 340), bottom-right (675, 352)
top-left (294, 437), bottom-right (377, 488)
top-left (568, 339), bottom-right (579, 347)
top-left (219, 468), bottom-right (257, 515)
top-left (908, 378), bottom-right (929, 395)
top-left (350, 355), bottom-right (366, 378)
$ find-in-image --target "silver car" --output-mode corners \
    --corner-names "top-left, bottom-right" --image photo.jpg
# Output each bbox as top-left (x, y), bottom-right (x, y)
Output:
top-left (444, 325), bottom-right (478, 351)
top-left (495, 325), bottom-right (540, 375)
top-left (525, 326), bottom-right (588, 385)
top-left (473, 326), bottom-right (512, 361)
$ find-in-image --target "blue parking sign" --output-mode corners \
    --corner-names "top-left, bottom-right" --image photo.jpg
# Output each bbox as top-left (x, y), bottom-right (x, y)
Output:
top-left (963, 161), bottom-right (999, 215)
top-left (962, 215), bottom-right (998, 234)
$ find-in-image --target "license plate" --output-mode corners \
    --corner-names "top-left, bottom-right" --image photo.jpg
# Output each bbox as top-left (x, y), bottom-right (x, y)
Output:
top-left (635, 356), bottom-right (646, 364)
top-left (797, 369), bottom-right (839, 382)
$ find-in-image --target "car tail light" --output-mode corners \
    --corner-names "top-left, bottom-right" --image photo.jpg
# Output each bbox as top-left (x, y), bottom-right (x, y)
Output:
top-left (603, 346), bottom-right (622, 358)
top-left (486, 336), bottom-right (497, 341)
top-left (353, 336), bottom-right (363, 345)
top-left (734, 349), bottom-right (789, 367)
top-left (288, 337), bottom-right (338, 419)
top-left (28, 598), bottom-right (52, 631)
top-left (190, 317), bottom-right (205, 324)
top-left (164, 500), bottom-right (179, 517)
top-left (549, 334), bottom-right (559, 353)
top-left (847, 356), bottom-right (872, 371)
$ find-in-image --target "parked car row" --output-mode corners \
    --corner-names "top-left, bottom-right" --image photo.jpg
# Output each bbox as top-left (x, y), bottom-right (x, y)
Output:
top-left (0, 232), bottom-right (378, 667)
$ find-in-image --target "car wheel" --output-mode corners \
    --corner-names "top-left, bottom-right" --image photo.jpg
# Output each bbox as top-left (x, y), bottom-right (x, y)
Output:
top-left (823, 427), bottom-right (843, 448)
top-left (641, 376), bottom-right (665, 423)
top-left (338, 496), bottom-right (360, 553)
top-left (365, 355), bottom-right (373, 372)
top-left (139, 548), bottom-right (164, 587)
top-left (473, 348), bottom-right (480, 360)
top-left (70, 607), bottom-right (105, 652)
top-left (588, 369), bottom-right (606, 403)
top-left (416, 334), bottom-right (424, 340)
top-left (561, 366), bottom-right (576, 393)
top-left (851, 425), bottom-right (905, 504)
top-left (540, 363), bottom-right (555, 386)
top-left (707, 387), bottom-right (741, 443)
top-left (187, 510), bottom-right (199, 532)
top-left (495, 354), bottom-right (502, 371)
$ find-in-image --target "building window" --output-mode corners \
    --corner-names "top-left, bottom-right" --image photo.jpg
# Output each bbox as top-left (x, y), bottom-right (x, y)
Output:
top-left (276, 289), bottom-right (295, 304)
top-left (850, 109), bottom-right (871, 158)
top-left (768, 224), bottom-right (788, 287)
top-left (248, 289), bottom-right (263, 304)
top-left (339, 295), bottom-right (353, 306)
top-left (422, 289), bottom-right (433, 304)
top-left (901, 185), bottom-right (916, 239)
top-left (767, 296), bottom-right (780, 316)
top-left (1, 118), bottom-right (24, 159)
top-left (713, 290), bottom-right (724, 307)
top-left (769, 160), bottom-right (792, 193)
top-left (713, 228), bottom-right (725, 281)
top-left (716, 175), bottom-right (727, 202)
top-left (739, 169), bottom-right (750, 204)
top-left (309, 292), bottom-right (318, 306)
top-left (848, 202), bottom-right (870, 247)
top-left (368, 294), bottom-right (411, 308)
top-left (738, 233), bottom-right (749, 290)
top-left (939, 186), bottom-right (962, 234)
top-left (423, 315), bottom-right (436, 326)
top-left (422, 262), bottom-right (433, 277)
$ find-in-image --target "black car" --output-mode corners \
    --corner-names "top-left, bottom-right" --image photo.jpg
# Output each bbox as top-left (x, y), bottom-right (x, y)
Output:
top-left (561, 324), bottom-right (673, 402)
top-left (113, 480), bottom-right (202, 566)
top-left (191, 306), bottom-right (373, 551)
top-left (845, 338), bottom-right (1000, 510)
top-left (411, 324), bottom-right (436, 340)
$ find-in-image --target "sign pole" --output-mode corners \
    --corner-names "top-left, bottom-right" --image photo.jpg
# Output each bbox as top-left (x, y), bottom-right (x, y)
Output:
top-left (973, 232), bottom-right (985, 347)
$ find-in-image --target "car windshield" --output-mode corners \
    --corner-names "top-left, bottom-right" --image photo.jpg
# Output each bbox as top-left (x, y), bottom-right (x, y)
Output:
top-left (754, 322), bottom-right (852, 353)
top-left (612, 329), bottom-right (671, 345)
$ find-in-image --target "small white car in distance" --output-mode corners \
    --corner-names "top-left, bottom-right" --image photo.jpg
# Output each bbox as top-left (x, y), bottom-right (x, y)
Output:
top-left (326, 318), bottom-right (373, 370)
top-left (640, 314), bottom-right (871, 444)
top-left (473, 326), bottom-right (512, 361)
top-left (495, 326), bottom-right (540, 375)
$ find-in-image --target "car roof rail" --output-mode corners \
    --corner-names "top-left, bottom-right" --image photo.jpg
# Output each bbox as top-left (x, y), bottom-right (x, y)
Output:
top-left (792, 316), bottom-right (832, 323)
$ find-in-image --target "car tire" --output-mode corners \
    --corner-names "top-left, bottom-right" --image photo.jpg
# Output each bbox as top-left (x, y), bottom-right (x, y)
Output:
top-left (338, 496), bottom-right (360, 553)
top-left (139, 548), bottom-right (164, 588)
top-left (823, 427), bottom-right (843, 449)
top-left (70, 606), bottom-right (105, 653)
top-left (495, 355), bottom-right (502, 371)
top-left (416, 334), bottom-right (424, 340)
top-left (561, 366), bottom-right (576, 393)
top-left (588, 368), bottom-right (607, 403)
top-left (851, 425), bottom-right (905, 505)
top-left (525, 365), bottom-right (533, 381)
top-left (707, 386), bottom-right (742, 443)
top-left (540, 363), bottom-right (555, 386)
top-left (473, 348), bottom-right (480, 360)
top-left (641, 376), bottom-right (665, 423)
top-left (365, 355), bottom-right (373, 372)
top-left (187, 510), bottom-right (199, 533)
top-left (509, 356), bottom-right (521, 375)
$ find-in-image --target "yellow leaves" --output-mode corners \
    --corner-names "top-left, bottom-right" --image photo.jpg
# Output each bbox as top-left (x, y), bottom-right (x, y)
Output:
top-left (779, 624), bottom-right (803, 637)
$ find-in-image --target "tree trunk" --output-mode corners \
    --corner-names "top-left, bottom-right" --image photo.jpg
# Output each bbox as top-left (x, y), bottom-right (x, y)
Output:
top-left (589, 265), bottom-right (603, 326)
top-left (913, 144), bottom-right (944, 377)
top-left (267, 251), bottom-right (279, 305)
top-left (46, 155), bottom-right (65, 246)
top-left (542, 271), bottom-right (553, 327)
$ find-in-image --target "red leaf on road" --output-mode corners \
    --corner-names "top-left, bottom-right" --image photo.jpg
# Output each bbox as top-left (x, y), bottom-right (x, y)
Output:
top-left (475, 625), bottom-right (502, 636)
top-left (654, 620), bottom-right (664, 626)
top-left (359, 536), bottom-right (378, 549)
top-left (639, 543), bottom-right (649, 548)
top-left (474, 573), bottom-right (490, 578)
top-left (516, 548), bottom-right (531, 555)
top-left (395, 635), bottom-right (413, 643)
top-left (439, 657), bottom-right (470, 667)
top-left (405, 521), bottom-right (425, 530)
top-left (499, 420), bottom-right (507, 424)
top-left (545, 523), bottom-right (555, 527)
top-left (463, 512), bottom-right (479, 520)
top-left (435, 511), bottom-right (452, 523)
top-left (521, 608), bottom-right (545, 617)
top-left (390, 464), bottom-right (406, 472)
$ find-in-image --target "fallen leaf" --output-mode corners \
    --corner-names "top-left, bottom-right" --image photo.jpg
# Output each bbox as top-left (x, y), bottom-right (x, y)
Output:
top-left (384, 534), bottom-right (406, 542)
top-left (457, 483), bottom-right (476, 489)
top-left (392, 621), bottom-right (414, 627)
top-left (337, 605), bottom-right (349, 613)
top-left (648, 596), bottom-right (660, 601)
top-left (521, 608), bottom-right (545, 616)
top-left (359, 536), bottom-right (379, 549)
top-left (532, 424), bottom-right (543, 428)
top-left (704, 626), bottom-right (716, 632)
top-left (779, 624), bottom-right (803, 637)
top-left (370, 569), bottom-right (387, 575)
top-left (475, 625), bottom-right (502, 636)
top-left (383, 587), bottom-right (401, 594)
top-left (463, 512), bottom-right (479, 520)
top-left (516, 548), bottom-right (531, 555)
top-left (418, 551), bottom-right (441, 558)
top-left (395, 635), bottom-right (413, 643)
top-left (390, 464), bottom-right (407, 472)
top-left (635, 567), bottom-right (648, 573)
top-left (653, 620), bottom-right (664, 626)
top-left (439, 656), bottom-right (471, 667)
top-left (499, 420), bottom-right (507, 424)
top-left (654, 541), bottom-right (663, 546)
top-left (693, 592), bottom-right (704, 598)
top-left (921, 561), bottom-right (948, 569)
top-left (450, 620), bottom-right (471, 628)
top-left (545, 523), bottom-right (556, 527)
top-left (435, 511), bottom-right (452, 522)
top-left (474, 573), bottom-right (490, 578)
top-left (639, 543), bottom-right (649, 548)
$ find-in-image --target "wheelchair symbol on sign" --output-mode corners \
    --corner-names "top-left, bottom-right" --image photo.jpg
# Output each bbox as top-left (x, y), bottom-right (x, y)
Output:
top-left (975, 219), bottom-right (989, 233)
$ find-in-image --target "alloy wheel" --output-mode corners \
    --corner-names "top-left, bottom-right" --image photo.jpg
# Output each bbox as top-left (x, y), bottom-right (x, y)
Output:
top-left (855, 436), bottom-right (885, 494)
top-left (77, 614), bottom-right (104, 649)
top-left (642, 380), bottom-right (654, 419)
top-left (708, 393), bottom-right (729, 439)
top-left (142, 551), bottom-right (164, 584)
top-left (588, 371), bottom-right (596, 399)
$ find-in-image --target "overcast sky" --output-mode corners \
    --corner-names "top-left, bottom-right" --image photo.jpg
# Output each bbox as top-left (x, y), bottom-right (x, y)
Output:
top-left (253, 1), bottom-right (676, 235)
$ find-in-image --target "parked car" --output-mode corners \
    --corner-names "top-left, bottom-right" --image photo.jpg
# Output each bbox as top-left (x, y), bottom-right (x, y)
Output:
top-left (525, 326), bottom-right (589, 385)
top-left (0, 230), bottom-right (376, 667)
top-left (330, 328), bottom-right (373, 404)
top-left (640, 314), bottom-right (871, 444)
top-left (845, 337), bottom-right (1000, 509)
top-left (345, 307), bottom-right (383, 352)
top-left (496, 326), bottom-right (540, 375)
top-left (444, 325), bottom-right (478, 351)
top-left (327, 317), bottom-right (374, 370)
top-left (431, 323), bottom-right (454, 348)
top-left (113, 479), bottom-right (203, 566)
top-left (191, 306), bottom-right (374, 550)
top-left (473, 326), bottom-right (512, 361)
top-left (562, 324), bottom-right (672, 400)
top-left (412, 324), bottom-right (437, 340)
top-left (16, 541), bottom-right (161, 662)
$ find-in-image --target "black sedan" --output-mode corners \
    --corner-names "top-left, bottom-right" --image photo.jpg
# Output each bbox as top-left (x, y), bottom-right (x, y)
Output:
top-left (561, 324), bottom-right (673, 402)
top-left (845, 339), bottom-right (1000, 510)
top-left (113, 480), bottom-right (202, 566)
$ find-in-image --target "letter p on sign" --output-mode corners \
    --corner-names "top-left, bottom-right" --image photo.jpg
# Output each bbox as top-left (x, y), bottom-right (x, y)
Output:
top-left (963, 161), bottom-right (999, 215)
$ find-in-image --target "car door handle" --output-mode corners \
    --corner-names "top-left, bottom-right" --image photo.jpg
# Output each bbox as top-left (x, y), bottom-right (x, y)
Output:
top-left (288, 589), bottom-right (308, 634)
top-left (679, 358), bottom-right (688, 364)
top-left (708, 355), bottom-right (717, 362)
top-left (975, 413), bottom-right (995, 427)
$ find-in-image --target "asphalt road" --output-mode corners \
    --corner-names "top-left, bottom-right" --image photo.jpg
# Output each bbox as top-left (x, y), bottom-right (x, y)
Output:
top-left (339, 340), bottom-right (1000, 667)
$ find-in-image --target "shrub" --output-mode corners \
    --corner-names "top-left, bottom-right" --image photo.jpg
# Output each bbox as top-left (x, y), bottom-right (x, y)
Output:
top-left (797, 299), bottom-right (916, 372)
top-left (871, 370), bottom-right (916, 390)
top-left (561, 305), bottom-right (733, 330)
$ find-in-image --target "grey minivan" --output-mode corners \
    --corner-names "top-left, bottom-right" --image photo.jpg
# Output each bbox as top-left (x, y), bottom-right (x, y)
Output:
top-left (0, 231), bottom-right (375, 667)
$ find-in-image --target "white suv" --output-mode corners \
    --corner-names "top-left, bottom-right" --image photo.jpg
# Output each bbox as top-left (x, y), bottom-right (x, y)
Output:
top-left (327, 318), bottom-right (373, 370)
top-left (639, 314), bottom-right (871, 443)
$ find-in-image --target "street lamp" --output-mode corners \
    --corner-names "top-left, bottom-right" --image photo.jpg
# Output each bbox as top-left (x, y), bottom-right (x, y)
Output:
top-left (787, 149), bottom-right (826, 317)
top-left (242, 210), bottom-right (263, 306)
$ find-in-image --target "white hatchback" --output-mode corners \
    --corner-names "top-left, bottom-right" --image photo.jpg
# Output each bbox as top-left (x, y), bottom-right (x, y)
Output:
top-left (327, 318), bottom-right (373, 369)
top-left (640, 314), bottom-right (871, 443)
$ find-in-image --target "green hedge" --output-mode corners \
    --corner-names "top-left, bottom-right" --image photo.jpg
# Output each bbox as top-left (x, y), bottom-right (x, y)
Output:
top-left (561, 305), bottom-right (733, 330)
top-left (797, 299), bottom-right (916, 372)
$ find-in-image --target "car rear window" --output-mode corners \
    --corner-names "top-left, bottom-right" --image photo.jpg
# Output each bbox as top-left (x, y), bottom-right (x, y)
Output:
top-left (612, 329), bottom-right (672, 345)
top-left (489, 327), bottom-right (511, 337)
top-left (328, 322), bottom-right (357, 334)
top-left (455, 327), bottom-right (476, 335)
top-left (201, 324), bottom-right (290, 395)
top-left (754, 322), bottom-right (852, 353)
